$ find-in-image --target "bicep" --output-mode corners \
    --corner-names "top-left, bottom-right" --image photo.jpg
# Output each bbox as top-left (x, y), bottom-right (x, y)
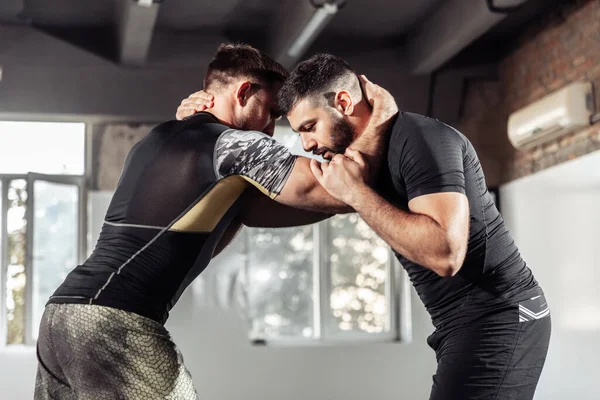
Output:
top-left (401, 126), bottom-right (469, 244)
top-left (239, 187), bottom-right (332, 228)
top-left (408, 192), bottom-right (469, 235)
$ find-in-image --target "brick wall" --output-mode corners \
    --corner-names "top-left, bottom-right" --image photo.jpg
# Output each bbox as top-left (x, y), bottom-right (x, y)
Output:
top-left (458, 0), bottom-right (600, 185)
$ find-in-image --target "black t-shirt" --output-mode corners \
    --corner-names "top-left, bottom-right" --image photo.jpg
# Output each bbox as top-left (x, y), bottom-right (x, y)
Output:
top-left (48, 113), bottom-right (297, 324)
top-left (378, 112), bottom-right (541, 329)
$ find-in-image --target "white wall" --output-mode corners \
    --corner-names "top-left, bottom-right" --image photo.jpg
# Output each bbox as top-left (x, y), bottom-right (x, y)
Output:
top-left (500, 150), bottom-right (600, 400)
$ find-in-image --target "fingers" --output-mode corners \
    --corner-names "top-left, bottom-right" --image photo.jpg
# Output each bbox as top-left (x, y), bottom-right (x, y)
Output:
top-left (184, 95), bottom-right (214, 109)
top-left (180, 98), bottom-right (204, 107)
top-left (331, 154), bottom-right (345, 164)
top-left (175, 91), bottom-right (215, 120)
top-left (310, 159), bottom-right (325, 181)
top-left (359, 75), bottom-right (398, 117)
top-left (344, 148), bottom-right (366, 168)
top-left (189, 91), bottom-right (214, 102)
top-left (358, 74), bottom-right (370, 87)
top-left (359, 74), bottom-right (380, 106)
top-left (176, 108), bottom-right (197, 121)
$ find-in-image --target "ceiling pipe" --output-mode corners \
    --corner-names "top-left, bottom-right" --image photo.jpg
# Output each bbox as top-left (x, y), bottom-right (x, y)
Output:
top-left (269, 0), bottom-right (346, 69)
top-left (407, 0), bottom-right (527, 75)
top-left (116, 0), bottom-right (161, 67)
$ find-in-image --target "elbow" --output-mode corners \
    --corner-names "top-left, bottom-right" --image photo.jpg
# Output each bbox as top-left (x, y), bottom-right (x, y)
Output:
top-left (434, 244), bottom-right (466, 278)
top-left (436, 257), bottom-right (463, 277)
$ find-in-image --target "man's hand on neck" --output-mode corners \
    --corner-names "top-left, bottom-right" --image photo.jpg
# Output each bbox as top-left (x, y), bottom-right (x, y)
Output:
top-left (347, 76), bottom-right (399, 182)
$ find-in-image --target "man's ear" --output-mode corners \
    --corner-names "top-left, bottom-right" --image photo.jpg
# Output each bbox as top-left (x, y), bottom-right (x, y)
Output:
top-left (335, 90), bottom-right (354, 116)
top-left (236, 81), bottom-right (252, 106)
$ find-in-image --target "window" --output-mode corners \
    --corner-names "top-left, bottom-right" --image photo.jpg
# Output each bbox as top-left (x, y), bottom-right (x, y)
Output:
top-left (0, 122), bottom-right (86, 346)
top-left (240, 216), bottom-right (404, 344)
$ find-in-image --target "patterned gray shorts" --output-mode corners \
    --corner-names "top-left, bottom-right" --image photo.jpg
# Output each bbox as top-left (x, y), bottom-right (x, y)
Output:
top-left (35, 304), bottom-right (199, 400)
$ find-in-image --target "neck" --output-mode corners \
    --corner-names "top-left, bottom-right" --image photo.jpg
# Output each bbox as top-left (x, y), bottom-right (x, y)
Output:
top-left (203, 95), bottom-right (236, 128)
top-left (349, 100), bottom-right (373, 141)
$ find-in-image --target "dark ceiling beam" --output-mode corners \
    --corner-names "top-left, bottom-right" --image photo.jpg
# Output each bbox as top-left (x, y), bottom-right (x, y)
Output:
top-left (116, 0), bottom-right (160, 67)
top-left (268, 0), bottom-right (342, 69)
top-left (407, 0), bottom-right (527, 75)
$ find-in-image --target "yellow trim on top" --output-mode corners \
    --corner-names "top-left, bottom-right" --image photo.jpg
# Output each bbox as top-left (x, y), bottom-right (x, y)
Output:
top-left (241, 176), bottom-right (277, 199)
top-left (170, 176), bottom-right (248, 233)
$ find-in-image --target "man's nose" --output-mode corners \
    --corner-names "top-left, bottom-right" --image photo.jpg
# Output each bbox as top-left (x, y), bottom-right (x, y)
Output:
top-left (301, 134), bottom-right (317, 152)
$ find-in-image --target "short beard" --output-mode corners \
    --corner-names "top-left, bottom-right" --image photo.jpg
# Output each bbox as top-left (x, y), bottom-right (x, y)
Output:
top-left (236, 114), bottom-right (253, 131)
top-left (328, 114), bottom-right (355, 153)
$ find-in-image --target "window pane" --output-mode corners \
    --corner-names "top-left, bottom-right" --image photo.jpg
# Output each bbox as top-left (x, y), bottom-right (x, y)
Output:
top-left (0, 122), bottom-right (85, 175)
top-left (246, 226), bottom-right (314, 340)
top-left (31, 181), bottom-right (79, 340)
top-left (325, 214), bottom-right (390, 335)
top-left (6, 179), bottom-right (27, 345)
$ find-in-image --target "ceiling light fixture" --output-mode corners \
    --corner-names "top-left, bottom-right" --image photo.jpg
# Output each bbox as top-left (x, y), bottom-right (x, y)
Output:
top-left (286, 1), bottom-right (340, 58)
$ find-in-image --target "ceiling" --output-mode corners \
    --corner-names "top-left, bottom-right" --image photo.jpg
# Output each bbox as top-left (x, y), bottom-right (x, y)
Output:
top-left (6, 0), bottom-right (444, 36)
top-left (0, 0), bottom-right (559, 73)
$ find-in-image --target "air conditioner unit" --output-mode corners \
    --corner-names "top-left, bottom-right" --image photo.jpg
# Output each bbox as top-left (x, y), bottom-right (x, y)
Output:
top-left (507, 81), bottom-right (593, 149)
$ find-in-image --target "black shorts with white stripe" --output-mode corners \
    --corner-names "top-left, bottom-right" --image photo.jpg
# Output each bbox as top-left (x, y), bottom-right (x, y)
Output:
top-left (519, 294), bottom-right (550, 322)
top-left (427, 293), bottom-right (551, 400)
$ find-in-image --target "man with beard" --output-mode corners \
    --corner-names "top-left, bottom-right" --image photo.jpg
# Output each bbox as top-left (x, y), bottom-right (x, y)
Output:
top-left (177, 53), bottom-right (551, 400)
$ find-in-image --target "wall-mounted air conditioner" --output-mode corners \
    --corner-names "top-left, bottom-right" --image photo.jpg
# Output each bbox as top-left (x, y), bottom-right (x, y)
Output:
top-left (507, 81), bottom-right (593, 150)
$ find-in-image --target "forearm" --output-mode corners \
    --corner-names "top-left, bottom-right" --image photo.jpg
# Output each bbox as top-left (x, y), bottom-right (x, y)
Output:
top-left (245, 209), bottom-right (331, 228)
top-left (351, 187), bottom-right (457, 276)
top-left (277, 158), bottom-right (354, 214)
top-left (240, 188), bottom-right (334, 228)
top-left (295, 185), bottom-right (354, 214)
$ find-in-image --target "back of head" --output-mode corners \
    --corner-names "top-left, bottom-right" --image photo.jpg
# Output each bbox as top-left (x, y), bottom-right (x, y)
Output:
top-left (277, 53), bottom-right (362, 115)
top-left (204, 43), bottom-right (288, 92)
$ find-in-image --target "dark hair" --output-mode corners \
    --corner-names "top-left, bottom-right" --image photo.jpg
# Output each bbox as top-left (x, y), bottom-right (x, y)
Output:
top-left (204, 43), bottom-right (288, 91)
top-left (277, 53), bottom-right (357, 114)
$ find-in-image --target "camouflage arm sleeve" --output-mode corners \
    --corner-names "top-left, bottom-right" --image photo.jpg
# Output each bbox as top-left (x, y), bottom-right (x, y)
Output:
top-left (214, 129), bottom-right (298, 198)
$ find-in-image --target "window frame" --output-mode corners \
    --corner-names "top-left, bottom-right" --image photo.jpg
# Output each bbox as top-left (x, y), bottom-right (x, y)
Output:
top-left (24, 173), bottom-right (86, 346)
top-left (247, 218), bottom-right (413, 347)
top-left (0, 120), bottom-right (90, 348)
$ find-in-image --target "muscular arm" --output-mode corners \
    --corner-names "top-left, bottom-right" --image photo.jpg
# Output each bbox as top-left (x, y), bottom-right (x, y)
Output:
top-left (239, 187), bottom-right (333, 228)
top-left (350, 189), bottom-right (469, 276)
top-left (274, 157), bottom-right (355, 213)
top-left (314, 118), bottom-right (471, 276)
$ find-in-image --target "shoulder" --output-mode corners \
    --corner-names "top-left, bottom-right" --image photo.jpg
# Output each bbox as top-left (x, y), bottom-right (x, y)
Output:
top-left (388, 113), bottom-right (469, 172)
top-left (391, 112), bottom-right (467, 150)
top-left (217, 129), bottom-right (270, 143)
top-left (216, 129), bottom-right (282, 154)
top-left (174, 112), bottom-right (231, 136)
